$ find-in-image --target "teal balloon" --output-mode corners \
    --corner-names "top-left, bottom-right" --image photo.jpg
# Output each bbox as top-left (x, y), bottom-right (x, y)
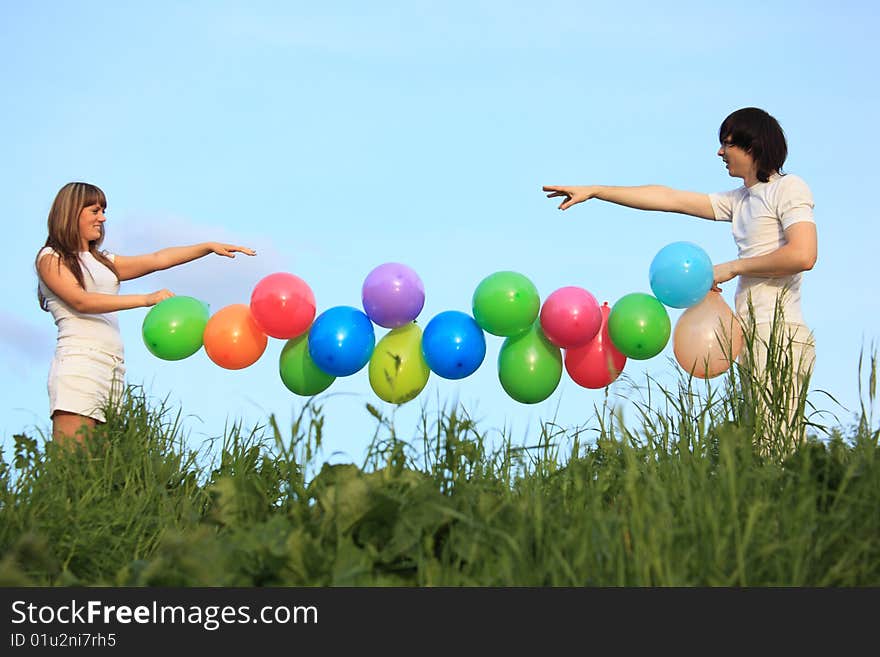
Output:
top-left (279, 334), bottom-right (335, 396)
top-left (497, 323), bottom-right (562, 404)
top-left (607, 293), bottom-right (670, 360)
top-left (472, 271), bottom-right (540, 337)
top-left (142, 296), bottom-right (210, 360)
top-left (649, 241), bottom-right (714, 308)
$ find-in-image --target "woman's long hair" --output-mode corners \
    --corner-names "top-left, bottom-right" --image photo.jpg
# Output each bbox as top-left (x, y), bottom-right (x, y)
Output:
top-left (36, 182), bottom-right (119, 311)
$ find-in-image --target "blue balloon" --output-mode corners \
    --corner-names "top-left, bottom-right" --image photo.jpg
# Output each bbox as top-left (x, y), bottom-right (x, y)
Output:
top-left (308, 306), bottom-right (375, 377)
top-left (649, 241), bottom-right (714, 308)
top-left (421, 310), bottom-right (487, 379)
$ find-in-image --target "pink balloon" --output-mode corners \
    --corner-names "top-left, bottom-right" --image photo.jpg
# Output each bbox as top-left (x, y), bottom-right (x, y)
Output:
top-left (564, 302), bottom-right (626, 389)
top-left (539, 286), bottom-right (602, 349)
top-left (250, 272), bottom-right (316, 339)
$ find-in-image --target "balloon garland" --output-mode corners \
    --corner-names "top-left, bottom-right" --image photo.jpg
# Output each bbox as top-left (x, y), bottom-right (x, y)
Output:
top-left (142, 243), bottom-right (743, 405)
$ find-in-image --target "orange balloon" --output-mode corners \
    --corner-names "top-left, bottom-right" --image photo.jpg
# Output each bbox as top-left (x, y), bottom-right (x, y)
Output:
top-left (673, 291), bottom-right (743, 379)
top-left (203, 304), bottom-right (268, 370)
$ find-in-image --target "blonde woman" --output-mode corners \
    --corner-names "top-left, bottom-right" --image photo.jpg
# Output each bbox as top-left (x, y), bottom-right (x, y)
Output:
top-left (36, 182), bottom-right (255, 444)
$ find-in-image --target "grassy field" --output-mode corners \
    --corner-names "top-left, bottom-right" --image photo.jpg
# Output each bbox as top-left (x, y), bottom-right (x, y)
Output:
top-left (1, 339), bottom-right (878, 586)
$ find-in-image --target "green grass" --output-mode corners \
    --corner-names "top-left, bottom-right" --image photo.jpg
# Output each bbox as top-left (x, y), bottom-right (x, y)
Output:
top-left (1, 335), bottom-right (878, 586)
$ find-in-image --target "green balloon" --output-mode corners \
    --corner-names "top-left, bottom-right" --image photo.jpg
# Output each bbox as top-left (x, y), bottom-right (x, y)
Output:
top-left (497, 323), bottom-right (562, 404)
top-left (280, 334), bottom-right (335, 396)
top-left (472, 271), bottom-right (540, 337)
top-left (142, 296), bottom-right (210, 361)
top-left (607, 292), bottom-right (671, 360)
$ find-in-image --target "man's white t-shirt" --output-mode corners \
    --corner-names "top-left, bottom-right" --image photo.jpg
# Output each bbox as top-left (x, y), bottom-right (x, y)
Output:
top-left (708, 173), bottom-right (815, 326)
top-left (38, 247), bottom-right (125, 358)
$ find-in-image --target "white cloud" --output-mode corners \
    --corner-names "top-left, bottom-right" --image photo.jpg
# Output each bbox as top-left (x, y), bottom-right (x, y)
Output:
top-left (0, 310), bottom-right (54, 369)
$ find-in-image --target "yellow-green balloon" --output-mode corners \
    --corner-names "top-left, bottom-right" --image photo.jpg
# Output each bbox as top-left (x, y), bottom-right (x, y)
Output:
top-left (142, 296), bottom-right (210, 361)
top-left (280, 334), bottom-right (335, 396)
top-left (472, 271), bottom-right (540, 337)
top-left (497, 323), bottom-right (562, 404)
top-left (368, 322), bottom-right (430, 404)
top-left (607, 292), bottom-right (671, 360)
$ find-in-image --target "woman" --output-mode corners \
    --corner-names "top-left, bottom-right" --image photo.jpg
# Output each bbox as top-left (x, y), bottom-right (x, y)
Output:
top-left (36, 182), bottom-right (255, 444)
top-left (543, 107), bottom-right (818, 439)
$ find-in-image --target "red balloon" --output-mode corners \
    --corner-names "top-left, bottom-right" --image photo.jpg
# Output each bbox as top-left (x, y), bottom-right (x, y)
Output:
top-left (204, 304), bottom-right (268, 370)
top-left (564, 302), bottom-right (626, 388)
top-left (250, 272), bottom-right (316, 339)
top-left (540, 286), bottom-right (602, 349)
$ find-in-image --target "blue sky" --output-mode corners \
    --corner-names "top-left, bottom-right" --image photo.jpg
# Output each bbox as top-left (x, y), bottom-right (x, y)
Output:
top-left (2, 1), bottom-right (878, 464)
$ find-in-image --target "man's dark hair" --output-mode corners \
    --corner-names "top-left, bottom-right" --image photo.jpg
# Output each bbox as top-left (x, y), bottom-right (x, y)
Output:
top-left (719, 107), bottom-right (788, 183)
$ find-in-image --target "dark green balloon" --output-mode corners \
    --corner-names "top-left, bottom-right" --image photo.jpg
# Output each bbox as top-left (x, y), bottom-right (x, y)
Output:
top-left (607, 292), bottom-right (670, 360)
top-left (472, 271), bottom-right (540, 337)
top-left (497, 323), bottom-right (562, 404)
top-left (142, 296), bottom-right (210, 361)
top-left (280, 334), bottom-right (335, 396)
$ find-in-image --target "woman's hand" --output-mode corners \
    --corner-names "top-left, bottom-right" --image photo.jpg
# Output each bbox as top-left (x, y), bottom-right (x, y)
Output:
top-left (210, 243), bottom-right (257, 258)
top-left (542, 185), bottom-right (598, 211)
top-left (144, 289), bottom-right (174, 306)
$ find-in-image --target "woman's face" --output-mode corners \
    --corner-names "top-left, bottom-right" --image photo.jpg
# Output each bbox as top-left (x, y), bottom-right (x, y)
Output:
top-left (78, 203), bottom-right (106, 250)
top-left (717, 137), bottom-right (757, 182)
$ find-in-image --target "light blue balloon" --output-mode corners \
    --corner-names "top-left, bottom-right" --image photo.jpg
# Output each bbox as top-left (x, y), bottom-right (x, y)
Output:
top-left (422, 310), bottom-right (486, 379)
top-left (307, 306), bottom-right (375, 377)
top-left (649, 241), bottom-right (714, 308)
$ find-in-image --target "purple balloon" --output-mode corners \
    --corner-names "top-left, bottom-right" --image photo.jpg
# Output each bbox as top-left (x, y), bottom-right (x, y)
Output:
top-left (362, 262), bottom-right (426, 328)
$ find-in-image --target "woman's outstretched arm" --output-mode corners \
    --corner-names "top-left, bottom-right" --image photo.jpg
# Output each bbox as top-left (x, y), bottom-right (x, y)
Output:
top-left (114, 242), bottom-right (256, 281)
